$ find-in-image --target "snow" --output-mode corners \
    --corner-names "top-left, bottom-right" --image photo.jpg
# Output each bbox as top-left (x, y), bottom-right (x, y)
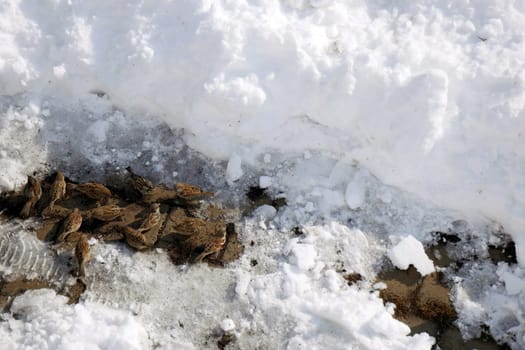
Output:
top-left (1, 289), bottom-right (148, 350)
top-left (0, 0), bottom-right (524, 349)
top-left (225, 154), bottom-right (243, 185)
top-left (345, 170), bottom-right (368, 210)
top-left (220, 318), bottom-right (235, 333)
top-left (241, 223), bottom-right (434, 349)
top-left (388, 235), bottom-right (435, 276)
top-left (253, 204), bottom-right (277, 220)
top-left (259, 175), bottom-right (272, 189)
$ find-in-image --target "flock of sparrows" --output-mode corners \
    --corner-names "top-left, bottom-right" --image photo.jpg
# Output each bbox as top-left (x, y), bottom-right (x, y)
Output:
top-left (14, 168), bottom-right (225, 278)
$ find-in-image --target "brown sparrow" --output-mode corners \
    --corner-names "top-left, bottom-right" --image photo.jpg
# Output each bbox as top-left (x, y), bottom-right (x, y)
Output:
top-left (137, 203), bottom-right (161, 233)
top-left (70, 182), bottom-right (112, 201)
top-left (121, 226), bottom-right (149, 250)
top-left (170, 210), bottom-right (207, 234)
top-left (126, 166), bottom-right (154, 195)
top-left (57, 208), bottom-right (83, 242)
top-left (85, 204), bottom-right (122, 221)
top-left (75, 234), bottom-right (91, 277)
top-left (141, 186), bottom-right (178, 204)
top-left (195, 225), bottom-right (227, 262)
top-left (41, 204), bottom-right (70, 219)
top-left (174, 183), bottom-right (214, 200)
top-left (20, 176), bottom-right (42, 218)
top-left (49, 171), bottom-right (66, 207)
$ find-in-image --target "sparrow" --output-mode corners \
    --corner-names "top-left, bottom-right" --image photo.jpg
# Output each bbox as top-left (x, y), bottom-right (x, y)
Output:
top-left (141, 186), bottom-right (178, 204)
top-left (20, 176), bottom-right (42, 218)
top-left (75, 234), bottom-right (91, 277)
top-left (85, 204), bottom-right (122, 221)
top-left (70, 182), bottom-right (112, 201)
top-left (171, 213), bottom-right (207, 235)
top-left (57, 208), bottom-right (83, 242)
top-left (174, 183), bottom-right (214, 200)
top-left (126, 166), bottom-right (154, 195)
top-left (121, 226), bottom-right (149, 250)
top-left (137, 203), bottom-right (161, 233)
top-left (195, 225), bottom-right (227, 262)
top-left (48, 171), bottom-right (66, 207)
top-left (41, 204), bottom-right (70, 219)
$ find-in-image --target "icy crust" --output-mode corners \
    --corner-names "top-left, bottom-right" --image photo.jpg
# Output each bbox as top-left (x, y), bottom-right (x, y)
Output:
top-left (0, 289), bottom-right (148, 350)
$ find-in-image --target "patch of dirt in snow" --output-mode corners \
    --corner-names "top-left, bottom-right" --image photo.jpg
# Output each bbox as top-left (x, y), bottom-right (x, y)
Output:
top-left (377, 228), bottom-right (517, 350)
top-left (0, 276), bottom-right (87, 312)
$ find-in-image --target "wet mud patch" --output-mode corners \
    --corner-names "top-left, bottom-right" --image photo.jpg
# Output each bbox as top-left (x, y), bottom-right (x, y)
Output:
top-left (67, 279), bottom-right (87, 304)
top-left (488, 241), bottom-right (517, 265)
top-left (376, 266), bottom-right (506, 349)
top-left (0, 278), bottom-right (52, 312)
top-left (244, 185), bottom-right (286, 215)
top-left (342, 272), bottom-right (363, 286)
top-left (377, 226), bottom-right (517, 350)
top-left (0, 276), bottom-right (87, 313)
top-left (217, 334), bottom-right (234, 350)
top-left (428, 230), bottom-right (517, 269)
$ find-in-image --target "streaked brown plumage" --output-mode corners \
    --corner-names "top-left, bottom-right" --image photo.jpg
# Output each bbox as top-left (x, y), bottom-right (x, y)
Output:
top-left (85, 204), bottom-right (122, 221)
top-left (20, 176), bottom-right (42, 218)
top-left (57, 208), bottom-right (83, 242)
top-left (141, 186), bottom-right (178, 204)
top-left (170, 211), bottom-right (207, 235)
top-left (167, 207), bottom-right (226, 262)
top-left (75, 234), bottom-right (91, 277)
top-left (70, 182), bottom-right (112, 200)
top-left (49, 171), bottom-right (66, 207)
top-left (174, 183), bottom-right (213, 200)
top-left (126, 166), bottom-right (154, 195)
top-left (121, 226), bottom-right (149, 250)
top-left (195, 224), bottom-right (227, 262)
top-left (137, 203), bottom-right (161, 233)
top-left (41, 204), bottom-right (70, 219)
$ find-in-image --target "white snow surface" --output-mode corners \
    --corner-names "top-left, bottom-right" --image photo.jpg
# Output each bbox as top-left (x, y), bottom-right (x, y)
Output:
top-left (0, 0), bottom-right (524, 349)
top-left (388, 235), bottom-right (435, 276)
top-left (0, 289), bottom-right (148, 350)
